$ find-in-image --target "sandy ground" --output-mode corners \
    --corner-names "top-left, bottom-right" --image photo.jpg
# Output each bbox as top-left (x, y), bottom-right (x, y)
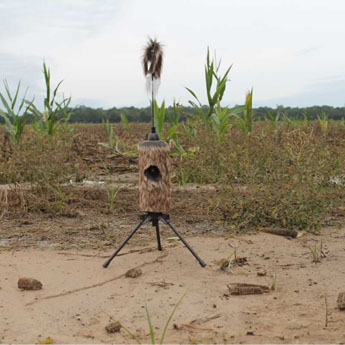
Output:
top-left (1, 225), bottom-right (345, 344)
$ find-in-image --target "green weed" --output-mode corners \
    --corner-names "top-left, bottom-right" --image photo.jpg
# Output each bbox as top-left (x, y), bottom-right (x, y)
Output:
top-left (0, 80), bottom-right (29, 144)
top-left (309, 240), bottom-right (325, 263)
top-left (107, 187), bottom-right (121, 209)
top-left (99, 118), bottom-right (121, 151)
top-left (235, 89), bottom-right (254, 134)
top-left (318, 112), bottom-right (329, 133)
top-left (186, 48), bottom-right (232, 123)
top-left (27, 62), bottom-right (72, 137)
top-left (120, 113), bottom-right (130, 130)
top-left (177, 122), bottom-right (345, 232)
top-left (105, 293), bottom-right (185, 344)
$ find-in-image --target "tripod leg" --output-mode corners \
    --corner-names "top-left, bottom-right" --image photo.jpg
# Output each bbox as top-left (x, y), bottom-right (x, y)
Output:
top-left (164, 218), bottom-right (206, 267)
top-left (155, 221), bottom-right (162, 251)
top-left (103, 215), bottom-right (148, 268)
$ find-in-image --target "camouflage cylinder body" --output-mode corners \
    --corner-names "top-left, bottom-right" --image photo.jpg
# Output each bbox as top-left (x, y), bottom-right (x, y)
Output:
top-left (138, 140), bottom-right (171, 213)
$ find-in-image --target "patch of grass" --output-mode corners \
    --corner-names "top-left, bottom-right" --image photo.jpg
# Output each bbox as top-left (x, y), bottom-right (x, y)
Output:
top-left (309, 240), bottom-right (326, 263)
top-left (177, 121), bottom-right (345, 232)
top-left (105, 293), bottom-right (185, 344)
top-left (106, 186), bottom-right (121, 210)
top-left (0, 79), bottom-right (29, 144)
top-left (271, 272), bottom-right (277, 291)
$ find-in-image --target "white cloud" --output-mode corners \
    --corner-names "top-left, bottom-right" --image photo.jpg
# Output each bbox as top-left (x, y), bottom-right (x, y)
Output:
top-left (0, 0), bottom-right (345, 108)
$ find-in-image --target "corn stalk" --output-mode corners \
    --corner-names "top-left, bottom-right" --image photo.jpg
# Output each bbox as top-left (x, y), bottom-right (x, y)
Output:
top-left (0, 80), bottom-right (29, 144)
top-left (236, 88), bottom-right (254, 133)
top-left (27, 62), bottom-right (71, 137)
top-left (186, 47), bottom-right (232, 123)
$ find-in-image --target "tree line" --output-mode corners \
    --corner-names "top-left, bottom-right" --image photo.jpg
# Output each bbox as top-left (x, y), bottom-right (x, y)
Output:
top-left (1, 104), bottom-right (344, 124)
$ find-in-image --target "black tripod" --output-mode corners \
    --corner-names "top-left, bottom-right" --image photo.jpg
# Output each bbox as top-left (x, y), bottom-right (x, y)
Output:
top-left (103, 212), bottom-right (206, 268)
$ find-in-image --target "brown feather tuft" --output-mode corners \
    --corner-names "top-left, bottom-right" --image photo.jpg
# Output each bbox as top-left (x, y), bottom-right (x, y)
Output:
top-left (142, 38), bottom-right (163, 79)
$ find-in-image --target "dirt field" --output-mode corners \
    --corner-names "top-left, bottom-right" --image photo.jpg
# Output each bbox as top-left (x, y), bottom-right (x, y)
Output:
top-left (1, 220), bottom-right (345, 344)
top-left (1, 123), bottom-right (345, 343)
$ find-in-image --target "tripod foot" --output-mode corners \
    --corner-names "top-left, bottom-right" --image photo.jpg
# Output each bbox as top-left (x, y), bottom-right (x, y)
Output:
top-left (103, 215), bottom-right (148, 268)
top-left (103, 212), bottom-right (206, 268)
top-left (161, 216), bottom-right (206, 267)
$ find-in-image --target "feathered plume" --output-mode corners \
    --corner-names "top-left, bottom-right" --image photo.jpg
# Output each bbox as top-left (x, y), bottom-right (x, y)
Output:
top-left (142, 38), bottom-right (163, 79)
top-left (142, 38), bottom-right (164, 139)
top-left (142, 38), bottom-right (163, 98)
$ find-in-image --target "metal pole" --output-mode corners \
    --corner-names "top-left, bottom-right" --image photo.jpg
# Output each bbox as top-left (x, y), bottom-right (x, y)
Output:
top-left (151, 74), bottom-right (154, 129)
top-left (154, 220), bottom-right (162, 251)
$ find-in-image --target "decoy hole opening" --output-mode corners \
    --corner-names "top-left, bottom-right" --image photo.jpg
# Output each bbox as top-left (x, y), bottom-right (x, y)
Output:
top-left (144, 165), bottom-right (162, 182)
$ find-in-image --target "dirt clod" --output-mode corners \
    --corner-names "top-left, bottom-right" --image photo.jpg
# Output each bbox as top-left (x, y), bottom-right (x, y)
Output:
top-left (17, 277), bottom-right (42, 290)
top-left (257, 269), bottom-right (267, 276)
top-left (105, 321), bottom-right (121, 333)
top-left (261, 228), bottom-right (298, 238)
top-left (125, 268), bottom-right (142, 278)
top-left (227, 283), bottom-right (269, 295)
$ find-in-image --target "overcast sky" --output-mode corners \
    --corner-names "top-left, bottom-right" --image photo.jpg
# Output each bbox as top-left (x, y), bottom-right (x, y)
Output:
top-left (1, 0), bottom-right (345, 109)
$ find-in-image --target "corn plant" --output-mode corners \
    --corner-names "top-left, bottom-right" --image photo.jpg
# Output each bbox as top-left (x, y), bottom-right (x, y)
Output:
top-left (153, 100), bottom-right (185, 153)
top-left (235, 89), bottom-right (254, 134)
top-left (211, 103), bottom-right (230, 138)
top-left (318, 112), bottom-right (329, 133)
top-left (186, 47), bottom-right (232, 123)
top-left (27, 62), bottom-right (71, 137)
top-left (166, 101), bottom-right (181, 127)
top-left (107, 187), bottom-right (121, 209)
top-left (281, 111), bottom-right (300, 128)
top-left (50, 185), bottom-right (67, 212)
top-left (266, 109), bottom-right (280, 122)
top-left (120, 113), bottom-right (130, 130)
top-left (266, 109), bottom-right (280, 133)
top-left (99, 118), bottom-right (120, 151)
top-left (166, 102), bottom-right (185, 153)
top-left (153, 99), bottom-right (166, 137)
top-left (0, 80), bottom-right (29, 144)
top-left (302, 109), bottom-right (309, 128)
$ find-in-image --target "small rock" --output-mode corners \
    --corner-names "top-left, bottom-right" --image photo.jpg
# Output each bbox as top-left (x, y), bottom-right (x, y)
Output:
top-left (246, 331), bottom-right (254, 336)
top-left (18, 277), bottom-right (42, 290)
top-left (105, 321), bottom-right (121, 333)
top-left (257, 269), bottom-right (267, 276)
top-left (125, 268), bottom-right (142, 278)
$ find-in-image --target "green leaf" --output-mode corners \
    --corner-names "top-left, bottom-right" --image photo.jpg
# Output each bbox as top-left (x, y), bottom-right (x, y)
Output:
top-left (3, 79), bottom-right (13, 103)
top-left (145, 305), bottom-right (155, 344)
top-left (52, 80), bottom-right (64, 107)
top-left (43, 62), bottom-right (51, 108)
top-left (185, 87), bottom-right (202, 107)
top-left (159, 293), bottom-right (186, 344)
top-left (0, 92), bottom-right (12, 114)
top-left (228, 104), bottom-right (245, 115)
top-left (11, 81), bottom-right (21, 110)
top-left (121, 113), bottom-right (129, 129)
